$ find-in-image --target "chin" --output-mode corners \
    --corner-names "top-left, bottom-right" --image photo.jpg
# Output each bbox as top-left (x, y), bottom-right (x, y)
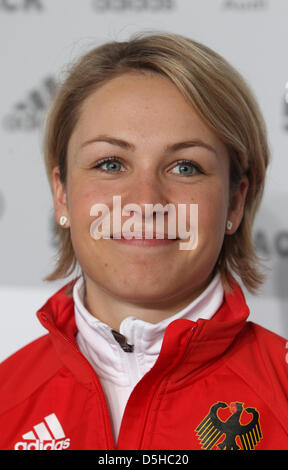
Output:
top-left (110, 278), bottom-right (178, 303)
top-left (114, 276), bottom-right (196, 305)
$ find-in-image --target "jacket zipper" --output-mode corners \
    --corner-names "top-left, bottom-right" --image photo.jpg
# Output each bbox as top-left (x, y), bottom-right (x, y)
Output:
top-left (117, 325), bottom-right (196, 449)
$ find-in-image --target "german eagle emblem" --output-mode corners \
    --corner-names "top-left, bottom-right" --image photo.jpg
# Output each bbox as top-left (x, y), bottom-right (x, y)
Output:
top-left (195, 401), bottom-right (263, 450)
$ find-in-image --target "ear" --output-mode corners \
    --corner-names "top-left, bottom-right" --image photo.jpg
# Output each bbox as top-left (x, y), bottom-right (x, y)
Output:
top-left (226, 175), bottom-right (249, 234)
top-left (52, 166), bottom-right (70, 228)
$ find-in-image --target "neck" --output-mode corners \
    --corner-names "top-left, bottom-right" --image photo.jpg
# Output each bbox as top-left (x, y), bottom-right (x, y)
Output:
top-left (82, 272), bottom-right (215, 332)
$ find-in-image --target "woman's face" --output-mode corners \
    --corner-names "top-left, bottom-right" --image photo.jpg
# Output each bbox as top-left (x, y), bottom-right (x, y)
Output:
top-left (52, 71), bottom-right (248, 306)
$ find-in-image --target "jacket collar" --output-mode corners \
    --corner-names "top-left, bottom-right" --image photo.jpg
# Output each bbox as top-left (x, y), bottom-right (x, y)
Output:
top-left (37, 277), bottom-right (249, 385)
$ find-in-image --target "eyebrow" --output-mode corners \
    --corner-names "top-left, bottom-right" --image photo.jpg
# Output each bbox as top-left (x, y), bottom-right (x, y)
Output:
top-left (80, 134), bottom-right (217, 155)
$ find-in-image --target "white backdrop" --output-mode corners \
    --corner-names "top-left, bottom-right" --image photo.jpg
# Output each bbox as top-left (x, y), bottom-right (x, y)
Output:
top-left (1, 0), bottom-right (288, 362)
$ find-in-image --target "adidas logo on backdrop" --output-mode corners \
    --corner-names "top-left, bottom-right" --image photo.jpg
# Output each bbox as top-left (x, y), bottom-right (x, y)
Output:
top-left (14, 413), bottom-right (70, 450)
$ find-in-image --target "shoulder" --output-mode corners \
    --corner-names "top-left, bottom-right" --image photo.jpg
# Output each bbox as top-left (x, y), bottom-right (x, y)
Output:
top-left (226, 321), bottom-right (288, 422)
top-left (250, 321), bottom-right (288, 354)
top-left (248, 322), bottom-right (288, 386)
top-left (234, 321), bottom-right (288, 370)
top-left (0, 333), bottom-right (63, 415)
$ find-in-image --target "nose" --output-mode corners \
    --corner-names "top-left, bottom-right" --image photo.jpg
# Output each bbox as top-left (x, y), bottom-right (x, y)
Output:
top-left (122, 171), bottom-right (169, 209)
top-left (120, 171), bottom-right (173, 235)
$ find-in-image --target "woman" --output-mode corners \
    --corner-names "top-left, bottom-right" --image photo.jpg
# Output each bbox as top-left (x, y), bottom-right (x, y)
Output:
top-left (0, 31), bottom-right (287, 451)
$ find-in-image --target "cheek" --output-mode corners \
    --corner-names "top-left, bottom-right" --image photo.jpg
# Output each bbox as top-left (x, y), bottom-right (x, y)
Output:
top-left (70, 192), bottom-right (91, 229)
top-left (197, 185), bottom-right (229, 240)
top-left (67, 174), bottom-right (109, 223)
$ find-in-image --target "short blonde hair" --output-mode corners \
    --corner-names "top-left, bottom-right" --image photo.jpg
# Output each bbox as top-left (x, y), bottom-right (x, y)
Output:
top-left (43, 31), bottom-right (269, 295)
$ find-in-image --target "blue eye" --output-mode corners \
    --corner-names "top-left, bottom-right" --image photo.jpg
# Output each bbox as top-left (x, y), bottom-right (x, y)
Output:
top-left (93, 157), bottom-right (124, 173)
top-left (171, 160), bottom-right (201, 176)
top-left (93, 157), bottom-right (202, 176)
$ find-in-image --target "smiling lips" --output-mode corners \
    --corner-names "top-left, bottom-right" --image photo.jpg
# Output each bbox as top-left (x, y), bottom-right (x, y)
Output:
top-left (113, 238), bottom-right (178, 247)
top-left (112, 231), bottom-right (177, 239)
top-left (110, 232), bottom-right (179, 247)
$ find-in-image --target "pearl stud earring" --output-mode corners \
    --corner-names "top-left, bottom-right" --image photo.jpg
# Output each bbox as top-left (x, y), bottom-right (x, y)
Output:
top-left (59, 216), bottom-right (68, 227)
top-left (226, 220), bottom-right (233, 231)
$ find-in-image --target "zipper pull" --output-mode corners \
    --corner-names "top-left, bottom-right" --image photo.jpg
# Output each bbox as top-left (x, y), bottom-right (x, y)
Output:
top-left (111, 329), bottom-right (134, 353)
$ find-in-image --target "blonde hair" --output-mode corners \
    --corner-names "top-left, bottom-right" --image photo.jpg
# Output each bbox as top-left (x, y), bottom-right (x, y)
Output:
top-left (43, 31), bottom-right (269, 295)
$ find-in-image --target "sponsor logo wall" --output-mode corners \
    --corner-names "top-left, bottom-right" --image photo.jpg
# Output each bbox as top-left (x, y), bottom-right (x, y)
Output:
top-left (0, 0), bottom-right (287, 360)
top-left (0, 0), bottom-right (44, 11)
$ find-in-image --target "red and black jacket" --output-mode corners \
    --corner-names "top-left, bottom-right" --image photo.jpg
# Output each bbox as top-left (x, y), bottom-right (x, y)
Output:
top-left (0, 279), bottom-right (287, 450)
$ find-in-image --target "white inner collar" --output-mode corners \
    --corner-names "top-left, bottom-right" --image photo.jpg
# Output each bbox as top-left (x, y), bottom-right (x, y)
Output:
top-left (73, 273), bottom-right (224, 385)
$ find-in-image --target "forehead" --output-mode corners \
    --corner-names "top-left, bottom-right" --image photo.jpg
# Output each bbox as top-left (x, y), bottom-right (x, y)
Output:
top-left (67, 71), bottom-right (227, 157)
top-left (78, 71), bottom-right (196, 124)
